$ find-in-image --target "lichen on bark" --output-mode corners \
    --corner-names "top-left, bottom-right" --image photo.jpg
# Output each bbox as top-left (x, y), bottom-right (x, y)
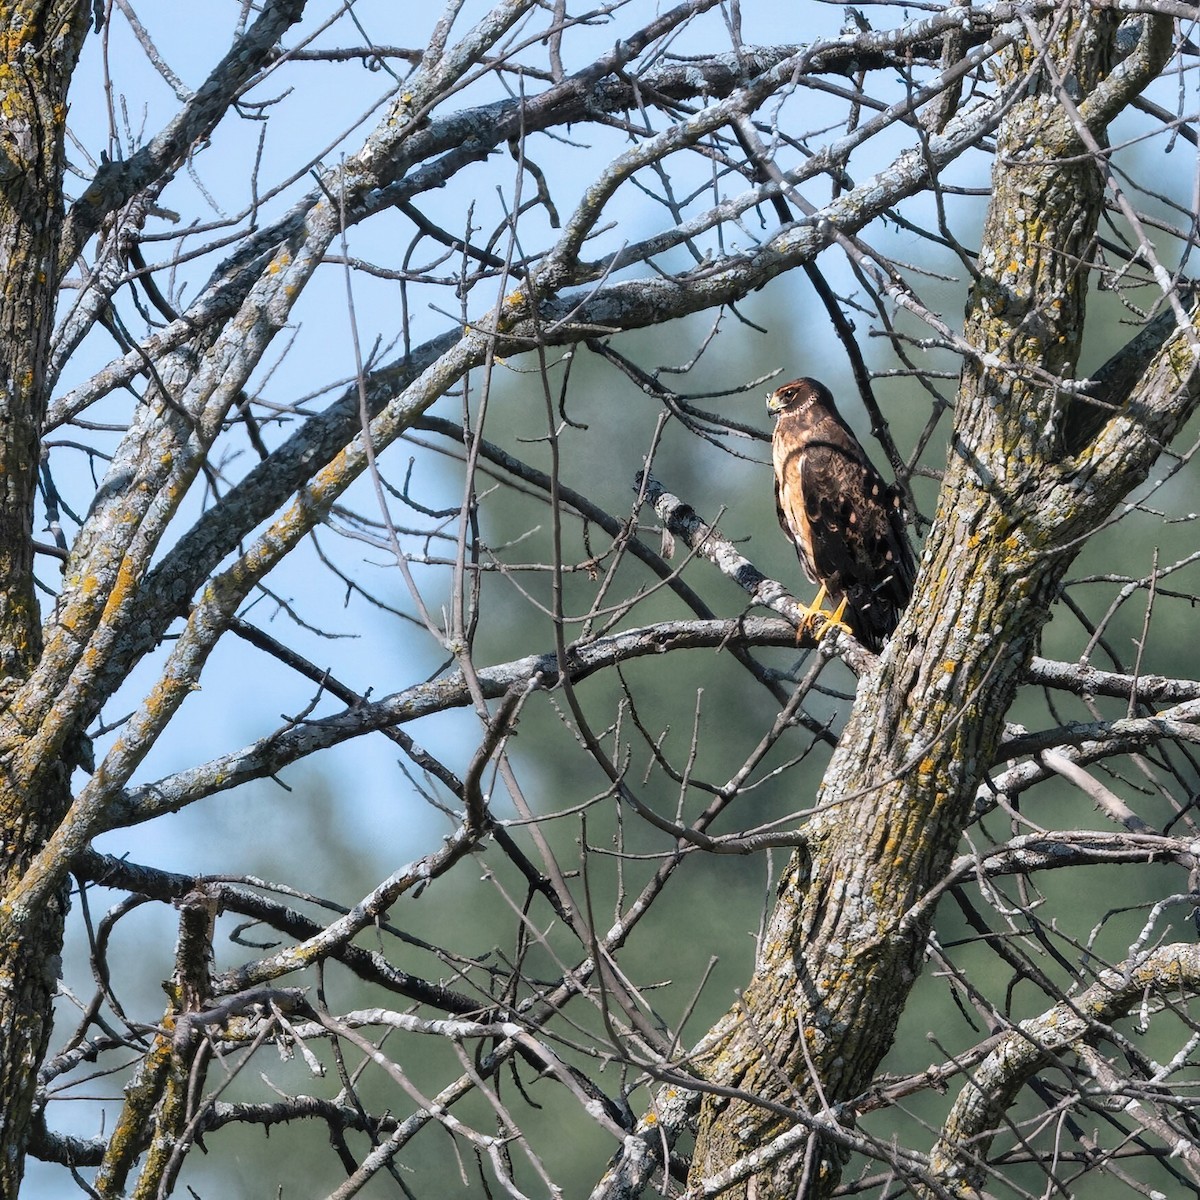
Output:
top-left (0, 4), bottom-right (94, 1195)
top-left (688, 10), bottom-right (1188, 1196)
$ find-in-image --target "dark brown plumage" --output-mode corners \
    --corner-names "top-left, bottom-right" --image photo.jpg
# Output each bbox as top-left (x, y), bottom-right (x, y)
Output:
top-left (767, 377), bottom-right (915, 652)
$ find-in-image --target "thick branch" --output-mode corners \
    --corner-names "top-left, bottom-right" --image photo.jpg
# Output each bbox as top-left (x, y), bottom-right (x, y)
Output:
top-left (927, 942), bottom-right (1200, 1195)
top-left (688, 10), bottom-right (1181, 1196)
top-left (94, 616), bottom-right (795, 831)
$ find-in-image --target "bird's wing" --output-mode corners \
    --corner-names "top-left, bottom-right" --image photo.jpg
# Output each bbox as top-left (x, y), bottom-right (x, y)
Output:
top-left (816, 443), bottom-right (912, 648)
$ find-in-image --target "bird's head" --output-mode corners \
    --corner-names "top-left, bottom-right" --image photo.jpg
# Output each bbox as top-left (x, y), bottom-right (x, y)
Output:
top-left (766, 377), bottom-right (834, 419)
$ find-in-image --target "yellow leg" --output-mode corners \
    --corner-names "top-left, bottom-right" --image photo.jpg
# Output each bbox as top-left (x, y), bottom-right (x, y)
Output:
top-left (795, 585), bottom-right (852, 643)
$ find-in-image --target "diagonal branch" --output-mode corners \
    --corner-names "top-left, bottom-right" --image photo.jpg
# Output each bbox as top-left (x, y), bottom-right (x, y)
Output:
top-left (927, 942), bottom-right (1200, 1196)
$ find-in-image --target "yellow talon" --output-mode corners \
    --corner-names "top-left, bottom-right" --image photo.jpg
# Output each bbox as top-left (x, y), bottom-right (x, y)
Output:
top-left (794, 585), bottom-right (853, 643)
top-left (794, 583), bottom-right (826, 643)
top-left (826, 595), bottom-right (850, 632)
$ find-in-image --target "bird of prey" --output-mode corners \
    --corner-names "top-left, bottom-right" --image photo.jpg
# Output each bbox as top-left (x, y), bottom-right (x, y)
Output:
top-left (767, 377), bottom-right (915, 652)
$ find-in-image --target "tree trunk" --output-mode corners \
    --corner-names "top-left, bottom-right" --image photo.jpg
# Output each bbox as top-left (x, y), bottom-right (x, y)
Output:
top-left (689, 10), bottom-right (1189, 1196)
top-left (0, 3), bottom-right (90, 1193)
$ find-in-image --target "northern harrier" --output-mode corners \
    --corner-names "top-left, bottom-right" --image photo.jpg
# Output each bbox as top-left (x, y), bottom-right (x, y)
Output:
top-left (767, 377), bottom-right (915, 651)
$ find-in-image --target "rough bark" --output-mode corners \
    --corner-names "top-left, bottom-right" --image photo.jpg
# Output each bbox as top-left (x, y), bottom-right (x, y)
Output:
top-left (926, 942), bottom-right (1200, 1195)
top-left (0, 3), bottom-right (90, 1194)
top-left (689, 10), bottom-right (1190, 1196)
top-left (4, 4), bottom-right (1196, 1194)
